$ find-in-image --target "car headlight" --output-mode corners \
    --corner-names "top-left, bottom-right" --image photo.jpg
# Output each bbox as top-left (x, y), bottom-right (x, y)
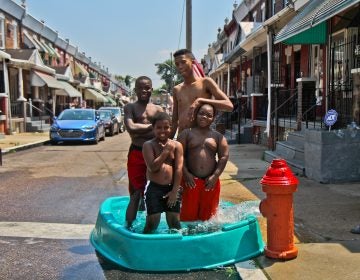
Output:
top-left (50, 124), bottom-right (59, 131)
top-left (82, 124), bottom-right (96, 130)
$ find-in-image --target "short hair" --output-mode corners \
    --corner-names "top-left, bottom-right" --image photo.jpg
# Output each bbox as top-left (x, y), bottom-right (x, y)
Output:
top-left (195, 103), bottom-right (216, 118)
top-left (151, 111), bottom-right (171, 126)
top-left (173, 49), bottom-right (195, 60)
top-left (135, 76), bottom-right (152, 88)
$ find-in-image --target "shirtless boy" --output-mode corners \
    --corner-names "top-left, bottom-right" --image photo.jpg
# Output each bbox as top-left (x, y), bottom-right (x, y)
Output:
top-left (177, 103), bottom-right (229, 221)
top-left (124, 76), bottom-right (163, 229)
top-left (142, 112), bottom-right (183, 233)
top-left (171, 49), bottom-right (233, 138)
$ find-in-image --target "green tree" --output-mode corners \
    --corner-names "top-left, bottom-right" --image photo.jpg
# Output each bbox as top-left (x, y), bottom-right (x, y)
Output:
top-left (155, 59), bottom-right (182, 94)
top-left (114, 75), bottom-right (134, 88)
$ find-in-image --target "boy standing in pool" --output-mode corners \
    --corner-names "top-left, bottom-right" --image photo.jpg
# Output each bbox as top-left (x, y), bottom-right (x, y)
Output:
top-left (177, 103), bottom-right (229, 221)
top-left (170, 48), bottom-right (233, 138)
top-left (124, 76), bottom-right (163, 229)
top-left (142, 112), bottom-right (183, 233)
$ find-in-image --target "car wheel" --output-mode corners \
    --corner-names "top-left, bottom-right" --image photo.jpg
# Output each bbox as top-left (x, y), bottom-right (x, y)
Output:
top-left (100, 129), bottom-right (106, 141)
top-left (119, 122), bottom-right (125, 133)
top-left (50, 140), bottom-right (57, 145)
top-left (110, 125), bottom-right (115, 136)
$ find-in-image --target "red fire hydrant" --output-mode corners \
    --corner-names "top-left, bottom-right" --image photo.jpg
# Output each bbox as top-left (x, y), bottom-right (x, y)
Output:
top-left (259, 159), bottom-right (298, 260)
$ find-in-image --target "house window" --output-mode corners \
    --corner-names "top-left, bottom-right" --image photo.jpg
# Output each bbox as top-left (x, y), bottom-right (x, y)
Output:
top-left (253, 11), bottom-right (257, 22)
top-left (0, 14), bottom-right (5, 49)
top-left (11, 21), bottom-right (18, 48)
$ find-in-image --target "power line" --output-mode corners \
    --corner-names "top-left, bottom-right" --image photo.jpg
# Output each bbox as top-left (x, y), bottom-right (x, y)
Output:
top-left (178, 0), bottom-right (186, 49)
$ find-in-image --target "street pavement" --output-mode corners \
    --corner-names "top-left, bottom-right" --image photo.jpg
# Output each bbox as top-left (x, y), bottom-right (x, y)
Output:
top-left (1, 132), bottom-right (359, 279)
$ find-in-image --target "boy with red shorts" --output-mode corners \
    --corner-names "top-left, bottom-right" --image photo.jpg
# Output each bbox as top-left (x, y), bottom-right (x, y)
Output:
top-left (177, 103), bottom-right (229, 221)
top-left (123, 76), bottom-right (163, 229)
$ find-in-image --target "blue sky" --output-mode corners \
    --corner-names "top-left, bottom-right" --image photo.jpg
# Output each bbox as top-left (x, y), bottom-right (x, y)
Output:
top-left (23, 0), bottom-right (235, 88)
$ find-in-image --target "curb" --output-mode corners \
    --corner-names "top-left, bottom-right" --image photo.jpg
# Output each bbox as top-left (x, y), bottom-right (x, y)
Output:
top-left (1, 140), bottom-right (50, 155)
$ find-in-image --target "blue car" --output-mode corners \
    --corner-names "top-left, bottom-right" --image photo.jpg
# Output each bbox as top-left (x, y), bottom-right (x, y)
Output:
top-left (50, 109), bottom-right (105, 144)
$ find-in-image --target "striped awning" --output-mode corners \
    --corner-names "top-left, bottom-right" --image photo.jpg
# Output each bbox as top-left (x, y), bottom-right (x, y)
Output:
top-left (274, 0), bottom-right (359, 44)
top-left (84, 88), bottom-right (107, 102)
top-left (55, 81), bottom-right (82, 98)
top-left (31, 71), bottom-right (64, 89)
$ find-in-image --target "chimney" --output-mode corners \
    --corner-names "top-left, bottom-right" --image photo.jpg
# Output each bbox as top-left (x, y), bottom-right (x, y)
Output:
top-left (21, 0), bottom-right (26, 9)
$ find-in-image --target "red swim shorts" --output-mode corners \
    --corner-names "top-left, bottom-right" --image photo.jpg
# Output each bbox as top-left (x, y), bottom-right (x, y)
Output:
top-left (180, 177), bottom-right (220, 221)
top-left (127, 145), bottom-right (147, 194)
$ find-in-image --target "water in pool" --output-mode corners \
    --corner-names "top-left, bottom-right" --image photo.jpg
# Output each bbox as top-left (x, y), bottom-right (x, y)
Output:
top-left (113, 200), bottom-right (261, 235)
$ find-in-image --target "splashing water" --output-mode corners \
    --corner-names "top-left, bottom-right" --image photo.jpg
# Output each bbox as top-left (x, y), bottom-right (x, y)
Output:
top-left (116, 200), bottom-right (261, 235)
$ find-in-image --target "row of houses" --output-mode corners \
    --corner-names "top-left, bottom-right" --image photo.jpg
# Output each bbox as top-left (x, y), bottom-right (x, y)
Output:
top-left (203, 0), bottom-right (360, 183)
top-left (0, 0), bottom-right (131, 135)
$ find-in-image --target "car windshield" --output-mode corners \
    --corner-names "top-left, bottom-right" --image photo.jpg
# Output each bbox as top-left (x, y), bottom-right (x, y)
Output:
top-left (58, 110), bottom-right (94, 121)
top-left (99, 111), bottom-right (112, 120)
top-left (100, 108), bottom-right (119, 116)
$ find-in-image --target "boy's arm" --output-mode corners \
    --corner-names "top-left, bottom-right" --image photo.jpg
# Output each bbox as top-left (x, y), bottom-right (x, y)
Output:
top-left (170, 90), bottom-right (179, 139)
top-left (177, 130), bottom-right (195, 187)
top-left (143, 141), bottom-right (174, 173)
top-left (194, 77), bottom-right (234, 112)
top-left (164, 141), bottom-right (183, 206)
top-left (205, 133), bottom-right (229, 189)
top-left (124, 104), bottom-right (153, 135)
top-left (172, 141), bottom-right (183, 192)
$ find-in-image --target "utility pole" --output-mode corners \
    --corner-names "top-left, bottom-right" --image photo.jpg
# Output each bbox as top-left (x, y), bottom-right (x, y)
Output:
top-left (186, 0), bottom-right (192, 51)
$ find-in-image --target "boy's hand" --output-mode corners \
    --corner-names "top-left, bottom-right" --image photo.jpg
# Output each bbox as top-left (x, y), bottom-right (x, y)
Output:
top-left (183, 171), bottom-right (196, 188)
top-left (164, 190), bottom-right (178, 207)
top-left (163, 140), bottom-right (175, 153)
top-left (188, 98), bottom-right (202, 122)
top-left (205, 174), bottom-right (218, 191)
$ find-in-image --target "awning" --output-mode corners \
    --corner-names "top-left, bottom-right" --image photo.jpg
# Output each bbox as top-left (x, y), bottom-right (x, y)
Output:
top-left (274, 0), bottom-right (359, 44)
top-left (105, 96), bottom-right (117, 106)
top-left (31, 71), bottom-right (64, 89)
top-left (32, 36), bottom-right (49, 54)
top-left (84, 88), bottom-right (107, 102)
top-left (74, 61), bottom-right (89, 77)
top-left (23, 32), bottom-right (42, 51)
top-left (55, 81), bottom-right (82, 98)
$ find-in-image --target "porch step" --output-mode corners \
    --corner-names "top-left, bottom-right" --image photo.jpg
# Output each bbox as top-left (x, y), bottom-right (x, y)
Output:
top-left (264, 150), bottom-right (305, 176)
top-left (224, 125), bottom-right (253, 145)
top-left (26, 120), bottom-right (51, 133)
top-left (265, 130), bottom-right (305, 175)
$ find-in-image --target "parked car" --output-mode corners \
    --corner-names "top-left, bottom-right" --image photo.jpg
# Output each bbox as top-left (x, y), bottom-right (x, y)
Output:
top-left (98, 110), bottom-right (119, 136)
top-left (49, 109), bottom-right (105, 144)
top-left (98, 107), bottom-right (125, 133)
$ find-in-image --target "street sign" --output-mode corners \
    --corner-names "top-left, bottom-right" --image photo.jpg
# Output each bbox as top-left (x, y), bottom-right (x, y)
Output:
top-left (324, 109), bottom-right (338, 127)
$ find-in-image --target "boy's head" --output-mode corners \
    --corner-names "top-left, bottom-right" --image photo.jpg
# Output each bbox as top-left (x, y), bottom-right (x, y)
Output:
top-left (195, 103), bottom-right (216, 128)
top-left (151, 112), bottom-right (172, 141)
top-left (173, 49), bottom-right (195, 77)
top-left (135, 76), bottom-right (152, 103)
top-left (173, 49), bottom-right (195, 60)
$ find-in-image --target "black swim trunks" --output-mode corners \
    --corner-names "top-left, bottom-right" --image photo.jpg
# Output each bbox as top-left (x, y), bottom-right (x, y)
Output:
top-left (145, 181), bottom-right (180, 215)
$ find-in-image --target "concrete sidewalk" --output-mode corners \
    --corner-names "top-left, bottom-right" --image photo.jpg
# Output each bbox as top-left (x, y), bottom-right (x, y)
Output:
top-left (0, 132), bottom-right (49, 154)
top-left (1, 133), bottom-right (359, 279)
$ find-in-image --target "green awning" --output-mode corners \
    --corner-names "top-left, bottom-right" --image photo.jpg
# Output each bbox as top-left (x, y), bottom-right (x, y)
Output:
top-left (275, 0), bottom-right (359, 45)
top-left (106, 96), bottom-right (117, 106)
top-left (283, 21), bottom-right (327, 45)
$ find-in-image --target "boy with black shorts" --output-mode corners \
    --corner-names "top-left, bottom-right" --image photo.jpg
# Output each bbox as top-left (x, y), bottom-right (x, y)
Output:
top-left (142, 112), bottom-right (183, 233)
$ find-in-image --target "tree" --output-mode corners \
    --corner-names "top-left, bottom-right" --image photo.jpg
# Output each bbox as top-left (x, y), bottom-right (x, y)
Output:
top-left (114, 75), bottom-right (134, 88)
top-left (155, 59), bottom-right (182, 94)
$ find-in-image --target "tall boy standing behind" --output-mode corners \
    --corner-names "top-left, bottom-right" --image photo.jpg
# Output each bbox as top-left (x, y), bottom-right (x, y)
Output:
top-left (171, 49), bottom-right (233, 138)
top-left (177, 103), bottom-right (229, 221)
top-left (124, 76), bottom-right (163, 229)
top-left (142, 112), bottom-right (183, 233)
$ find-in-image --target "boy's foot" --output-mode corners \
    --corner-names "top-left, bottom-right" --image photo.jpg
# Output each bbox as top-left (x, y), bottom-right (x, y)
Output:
top-left (350, 225), bottom-right (360, 234)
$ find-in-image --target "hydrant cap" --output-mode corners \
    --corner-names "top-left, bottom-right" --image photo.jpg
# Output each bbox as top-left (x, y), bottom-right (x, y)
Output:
top-left (260, 159), bottom-right (299, 186)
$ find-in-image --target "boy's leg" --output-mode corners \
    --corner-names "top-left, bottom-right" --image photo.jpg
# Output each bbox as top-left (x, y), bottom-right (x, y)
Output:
top-left (143, 213), bottom-right (161, 233)
top-left (166, 212), bottom-right (181, 230)
top-left (199, 179), bottom-right (221, 221)
top-left (180, 182), bottom-right (201, 221)
top-left (125, 188), bottom-right (142, 228)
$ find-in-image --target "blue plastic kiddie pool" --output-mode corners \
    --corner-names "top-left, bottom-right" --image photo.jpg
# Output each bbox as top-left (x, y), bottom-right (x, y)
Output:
top-left (90, 196), bottom-right (264, 271)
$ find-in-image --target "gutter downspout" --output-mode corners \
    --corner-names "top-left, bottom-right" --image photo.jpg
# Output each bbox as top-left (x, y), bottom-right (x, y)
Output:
top-left (265, 29), bottom-right (273, 137)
